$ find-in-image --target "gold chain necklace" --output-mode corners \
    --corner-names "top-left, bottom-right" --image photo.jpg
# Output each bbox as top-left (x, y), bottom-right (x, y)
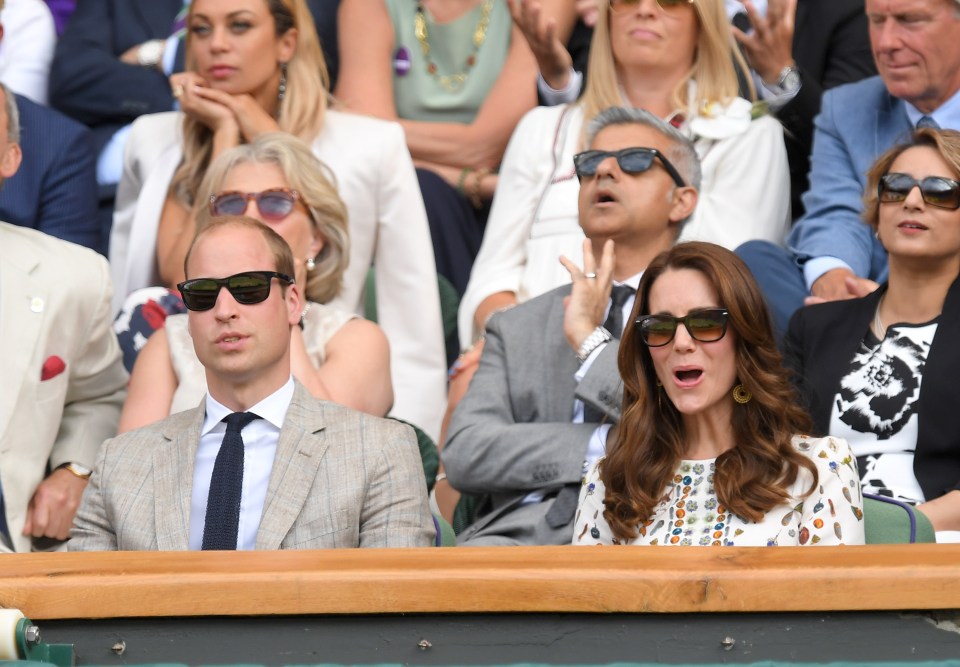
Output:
top-left (414, 0), bottom-right (494, 93)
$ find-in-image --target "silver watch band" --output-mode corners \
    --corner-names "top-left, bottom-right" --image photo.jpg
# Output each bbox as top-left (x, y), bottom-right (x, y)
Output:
top-left (576, 327), bottom-right (613, 363)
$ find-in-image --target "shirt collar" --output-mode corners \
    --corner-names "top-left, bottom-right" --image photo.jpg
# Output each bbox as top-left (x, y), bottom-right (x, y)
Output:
top-left (904, 86), bottom-right (960, 129)
top-left (201, 377), bottom-right (295, 435)
top-left (616, 272), bottom-right (643, 290)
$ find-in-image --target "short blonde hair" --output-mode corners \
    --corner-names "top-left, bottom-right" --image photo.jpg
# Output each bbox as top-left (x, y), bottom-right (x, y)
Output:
top-left (174, 0), bottom-right (331, 207)
top-left (195, 133), bottom-right (350, 304)
top-left (580, 0), bottom-right (753, 134)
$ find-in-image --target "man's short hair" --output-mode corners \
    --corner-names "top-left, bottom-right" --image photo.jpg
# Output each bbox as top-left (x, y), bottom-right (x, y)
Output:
top-left (585, 106), bottom-right (702, 192)
top-left (0, 82), bottom-right (20, 144)
top-left (184, 216), bottom-right (297, 282)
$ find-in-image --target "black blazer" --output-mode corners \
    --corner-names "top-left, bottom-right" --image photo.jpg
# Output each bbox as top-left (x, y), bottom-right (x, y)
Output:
top-left (784, 278), bottom-right (960, 502)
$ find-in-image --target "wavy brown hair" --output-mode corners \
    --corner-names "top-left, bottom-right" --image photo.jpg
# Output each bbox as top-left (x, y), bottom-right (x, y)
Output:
top-left (862, 128), bottom-right (960, 232)
top-left (173, 0), bottom-right (329, 207)
top-left (600, 242), bottom-right (815, 541)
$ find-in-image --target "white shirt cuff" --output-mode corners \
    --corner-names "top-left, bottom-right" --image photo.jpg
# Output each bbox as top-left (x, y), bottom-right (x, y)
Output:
top-left (537, 68), bottom-right (582, 106)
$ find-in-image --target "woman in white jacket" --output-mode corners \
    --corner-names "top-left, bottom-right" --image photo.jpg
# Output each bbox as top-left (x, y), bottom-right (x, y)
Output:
top-left (108, 0), bottom-right (447, 439)
top-left (457, 0), bottom-right (791, 350)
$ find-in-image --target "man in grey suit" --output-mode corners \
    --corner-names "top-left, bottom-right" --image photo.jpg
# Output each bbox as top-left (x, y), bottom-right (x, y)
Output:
top-left (443, 107), bottom-right (701, 546)
top-left (70, 217), bottom-right (434, 551)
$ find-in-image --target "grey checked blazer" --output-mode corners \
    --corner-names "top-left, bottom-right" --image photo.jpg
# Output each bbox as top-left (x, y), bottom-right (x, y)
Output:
top-left (443, 285), bottom-right (623, 546)
top-left (69, 383), bottom-right (435, 550)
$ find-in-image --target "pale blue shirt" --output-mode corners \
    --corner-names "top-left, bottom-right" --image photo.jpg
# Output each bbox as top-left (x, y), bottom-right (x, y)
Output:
top-left (802, 86), bottom-right (960, 290)
top-left (96, 35), bottom-right (181, 186)
top-left (189, 377), bottom-right (295, 550)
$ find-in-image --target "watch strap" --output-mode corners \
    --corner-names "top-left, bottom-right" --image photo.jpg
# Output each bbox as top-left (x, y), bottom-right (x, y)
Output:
top-left (576, 327), bottom-right (613, 363)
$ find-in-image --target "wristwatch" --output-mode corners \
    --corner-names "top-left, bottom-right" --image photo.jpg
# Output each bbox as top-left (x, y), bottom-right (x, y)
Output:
top-left (58, 462), bottom-right (93, 480)
top-left (576, 326), bottom-right (613, 363)
top-left (769, 64), bottom-right (801, 95)
top-left (137, 39), bottom-right (165, 68)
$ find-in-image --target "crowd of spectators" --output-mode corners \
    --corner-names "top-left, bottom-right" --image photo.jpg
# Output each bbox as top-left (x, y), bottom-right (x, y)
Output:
top-left (0, 0), bottom-right (958, 552)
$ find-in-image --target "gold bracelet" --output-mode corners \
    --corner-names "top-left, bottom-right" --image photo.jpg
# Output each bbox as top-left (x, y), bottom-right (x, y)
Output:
top-left (457, 167), bottom-right (474, 196)
top-left (468, 167), bottom-right (491, 209)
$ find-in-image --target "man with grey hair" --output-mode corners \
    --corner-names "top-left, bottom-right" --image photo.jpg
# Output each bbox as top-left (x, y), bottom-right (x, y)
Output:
top-left (443, 107), bottom-right (700, 545)
top-left (0, 63), bottom-right (100, 253)
top-left (738, 0), bottom-right (960, 336)
top-left (0, 82), bottom-right (127, 552)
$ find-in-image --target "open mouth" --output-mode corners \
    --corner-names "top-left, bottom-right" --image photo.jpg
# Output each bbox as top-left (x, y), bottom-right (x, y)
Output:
top-left (675, 369), bottom-right (703, 382)
top-left (595, 189), bottom-right (617, 204)
top-left (898, 222), bottom-right (928, 230)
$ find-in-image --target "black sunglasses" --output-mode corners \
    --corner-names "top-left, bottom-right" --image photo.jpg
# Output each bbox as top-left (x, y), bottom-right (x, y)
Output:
top-left (177, 271), bottom-right (294, 311)
top-left (573, 147), bottom-right (686, 187)
top-left (610, 0), bottom-right (695, 13)
top-left (209, 188), bottom-right (301, 221)
top-left (635, 308), bottom-right (729, 347)
top-left (878, 173), bottom-right (960, 210)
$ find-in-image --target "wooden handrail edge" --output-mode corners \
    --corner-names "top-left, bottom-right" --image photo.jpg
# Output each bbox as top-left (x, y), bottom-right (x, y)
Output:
top-left (1, 545), bottom-right (958, 619)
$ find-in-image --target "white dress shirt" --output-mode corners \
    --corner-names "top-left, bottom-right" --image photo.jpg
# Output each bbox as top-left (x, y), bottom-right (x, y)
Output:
top-left (189, 377), bottom-right (295, 550)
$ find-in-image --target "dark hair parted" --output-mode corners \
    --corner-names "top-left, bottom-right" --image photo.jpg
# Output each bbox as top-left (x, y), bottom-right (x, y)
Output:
top-left (863, 128), bottom-right (960, 232)
top-left (601, 242), bottom-right (815, 542)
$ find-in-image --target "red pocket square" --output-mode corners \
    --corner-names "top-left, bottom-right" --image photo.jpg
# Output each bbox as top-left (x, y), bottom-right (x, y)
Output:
top-left (41, 355), bottom-right (66, 381)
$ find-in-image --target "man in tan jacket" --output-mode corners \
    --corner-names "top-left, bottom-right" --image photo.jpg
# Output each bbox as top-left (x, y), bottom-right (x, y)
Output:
top-left (0, 82), bottom-right (127, 552)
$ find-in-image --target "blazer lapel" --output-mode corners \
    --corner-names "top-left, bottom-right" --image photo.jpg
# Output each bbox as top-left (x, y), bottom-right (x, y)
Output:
top-left (876, 94), bottom-right (913, 159)
top-left (0, 243), bottom-right (44, 444)
top-left (255, 384), bottom-right (328, 549)
top-left (153, 406), bottom-right (204, 550)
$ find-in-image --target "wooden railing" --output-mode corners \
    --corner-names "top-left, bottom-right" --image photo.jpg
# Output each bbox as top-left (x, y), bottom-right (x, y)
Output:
top-left (2, 545), bottom-right (959, 620)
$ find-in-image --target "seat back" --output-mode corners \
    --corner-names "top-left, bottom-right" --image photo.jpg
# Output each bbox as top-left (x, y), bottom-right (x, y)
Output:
top-left (863, 493), bottom-right (936, 544)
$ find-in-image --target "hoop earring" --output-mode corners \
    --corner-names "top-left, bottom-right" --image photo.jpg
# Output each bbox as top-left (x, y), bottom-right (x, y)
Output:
top-left (732, 384), bottom-right (752, 404)
top-left (305, 256), bottom-right (316, 272)
top-left (278, 62), bottom-right (288, 103)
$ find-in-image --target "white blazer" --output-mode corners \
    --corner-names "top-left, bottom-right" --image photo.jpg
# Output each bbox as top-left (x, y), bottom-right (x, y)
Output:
top-left (109, 110), bottom-right (447, 440)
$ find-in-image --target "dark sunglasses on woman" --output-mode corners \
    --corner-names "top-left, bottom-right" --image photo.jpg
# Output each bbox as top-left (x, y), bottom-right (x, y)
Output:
top-left (573, 147), bottom-right (687, 187)
top-left (610, 0), bottom-right (694, 13)
top-left (177, 271), bottom-right (294, 311)
top-left (878, 173), bottom-right (960, 210)
top-left (208, 188), bottom-right (302, 221)
top-left (635, 308), bottom-right (729, 347)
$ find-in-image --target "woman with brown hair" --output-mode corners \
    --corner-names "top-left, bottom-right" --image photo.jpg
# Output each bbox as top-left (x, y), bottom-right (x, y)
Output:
top-left (574, 242), bottom-right (864, 546)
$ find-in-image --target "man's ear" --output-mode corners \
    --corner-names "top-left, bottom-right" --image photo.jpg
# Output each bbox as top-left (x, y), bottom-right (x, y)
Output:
top-left (668, 186), bottom-right (698, 223)
top-left (286, 283), bottom-right (302, 327)
top-left (0, 142), bottom-right (21, 180)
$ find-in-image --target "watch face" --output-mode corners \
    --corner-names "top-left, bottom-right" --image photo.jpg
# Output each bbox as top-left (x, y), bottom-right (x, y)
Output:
top-left (138, 40), bottom-right (163, 66)
top-left (781, 68), bottom-right (801, 93)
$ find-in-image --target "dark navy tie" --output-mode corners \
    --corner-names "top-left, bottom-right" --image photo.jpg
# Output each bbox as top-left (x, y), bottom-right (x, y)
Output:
top-left (202, 412), bottom-right (259, 550)
top-left (603, 284), bottom-right (636, 341)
